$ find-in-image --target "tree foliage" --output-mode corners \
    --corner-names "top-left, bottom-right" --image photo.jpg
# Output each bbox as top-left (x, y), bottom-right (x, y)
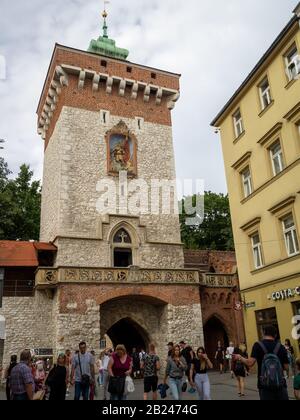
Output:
top-left (0, 159), bottom-right (41, 241)
top-left (180, 192), bottom-right (234, 251)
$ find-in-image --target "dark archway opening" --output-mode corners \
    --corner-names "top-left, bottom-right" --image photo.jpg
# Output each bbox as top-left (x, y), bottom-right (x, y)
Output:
top-left (107, 318), bottom-right (148, 354)
top-left (204, 317), bottom-right (229, 364)
top-left (114, 248), bottom-right (132, 268)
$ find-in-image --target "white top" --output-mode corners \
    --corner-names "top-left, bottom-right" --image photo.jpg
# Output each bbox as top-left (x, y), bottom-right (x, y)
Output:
top-left (226, 346), bottom-right (234, 356)
top-left (102, 355), bottom-right (110, 371)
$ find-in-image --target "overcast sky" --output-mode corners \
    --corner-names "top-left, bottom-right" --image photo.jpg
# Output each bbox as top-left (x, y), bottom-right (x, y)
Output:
top-left (0, 0), bottom-right (298, 193)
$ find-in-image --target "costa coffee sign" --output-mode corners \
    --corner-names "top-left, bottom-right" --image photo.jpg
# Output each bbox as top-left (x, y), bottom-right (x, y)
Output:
top-left (271, 287), bottom-right (300, 301)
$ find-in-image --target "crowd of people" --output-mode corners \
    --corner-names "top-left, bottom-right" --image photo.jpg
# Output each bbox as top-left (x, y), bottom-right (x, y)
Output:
top-left (1, 326), bottom-right (300, 401)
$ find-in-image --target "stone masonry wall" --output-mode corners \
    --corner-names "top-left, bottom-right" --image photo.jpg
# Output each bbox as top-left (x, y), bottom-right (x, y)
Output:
top-left (41, 108), bottom-right (184, 269)
top-left (0, 292), bottom-right (54, 368)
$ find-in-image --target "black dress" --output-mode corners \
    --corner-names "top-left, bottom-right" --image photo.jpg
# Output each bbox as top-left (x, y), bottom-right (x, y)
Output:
top-left (49, 365), bottom-right (67, 401)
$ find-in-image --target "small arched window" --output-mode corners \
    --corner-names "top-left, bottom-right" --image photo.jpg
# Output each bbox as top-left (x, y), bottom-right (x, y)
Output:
top-left (112, 229), bottom-right (133, 268)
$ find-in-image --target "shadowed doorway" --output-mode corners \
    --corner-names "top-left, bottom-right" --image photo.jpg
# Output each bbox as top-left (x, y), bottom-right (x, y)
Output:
top-left (204, 316), bottom-right (229, 363)
top-left (107, 318), bottom-right (149, 354)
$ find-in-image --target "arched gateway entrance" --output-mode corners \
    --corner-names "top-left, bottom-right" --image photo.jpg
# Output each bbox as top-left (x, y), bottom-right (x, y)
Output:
top-left (204, 316), bottom-right (229, 362)
top-left (100, 296), bottom-right (166, 356)
top-left (107, 318), bottom-right (149, 353)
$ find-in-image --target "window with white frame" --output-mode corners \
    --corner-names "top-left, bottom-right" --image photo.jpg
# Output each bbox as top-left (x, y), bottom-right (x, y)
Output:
top-left (282, 214), bottom-right (299, 256)
top-left (233, 109), bottom-right (244, 138)
top-left (251, 233), bottom-right (264, 269)
top-left (269, 140), bottom-right (284, 176)
top-left (241, 166), bottom-right (252, 198)
top-left (285, 45), bottom-right (300, 81)
top-left (259, 78), bottom-right (272, 109)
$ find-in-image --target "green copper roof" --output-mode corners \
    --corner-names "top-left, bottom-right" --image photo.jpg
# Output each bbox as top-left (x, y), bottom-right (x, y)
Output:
top-left (88, 11), bottom-right (129, 60)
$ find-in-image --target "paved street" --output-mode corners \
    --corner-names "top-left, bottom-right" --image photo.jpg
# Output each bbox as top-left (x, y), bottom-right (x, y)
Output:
top-left (0, 372), bottom-right (296, 401)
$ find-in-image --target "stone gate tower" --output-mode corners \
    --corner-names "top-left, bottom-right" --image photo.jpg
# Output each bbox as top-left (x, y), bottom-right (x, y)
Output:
top-left (36, 11), bottom-right (204, 357)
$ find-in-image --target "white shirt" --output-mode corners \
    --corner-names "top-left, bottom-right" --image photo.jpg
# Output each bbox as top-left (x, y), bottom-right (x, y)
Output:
top-left (102, 355), bottom-right (110, 371)
top-left (226, 346), bottom-right (234, 356)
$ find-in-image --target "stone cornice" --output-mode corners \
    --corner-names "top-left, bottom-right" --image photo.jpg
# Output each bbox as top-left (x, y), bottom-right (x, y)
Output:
top-left (37, 63), bottom-right (180, 140)
top-left (257, 122), bottom-right (283, 146)
top-left (240, 217), bottom-right (262, 232)
top-left (283, 100), bottom-right (300, 121)
top-left (268, 195), bottom-right (296, 215)
top-left (231, 151), bottom-right (252, 170)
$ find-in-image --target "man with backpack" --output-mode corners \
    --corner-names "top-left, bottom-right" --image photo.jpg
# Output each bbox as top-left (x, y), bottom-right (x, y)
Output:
top-left (237, 326), bottom-right (289, 400)
top-left (140, 344), bottom-right (160, 401)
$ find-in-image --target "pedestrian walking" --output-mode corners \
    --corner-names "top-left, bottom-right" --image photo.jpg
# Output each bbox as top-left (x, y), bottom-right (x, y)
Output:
top-left (35, 359), bottom-right (46, 391)
top-left (232, 347), bottom-right (246, 397)
top-left (89, 350), bottom-right (97, 400)
top-left (108, 344), bottom-right (132, 401)
top-left (225, 342), bottom-right (235, 378)
top-left (294, 358), bottom-right (300, 400)
top-left (141, 343), bottom-right (160, 401)
top-left (179, 340), bottom-right (194, 389)
top-left (284, 339), bottom-right (295, 378)
top-left (102, 349), bottom-right (112, 400)
top-left (4, 355), bottom-right (18, 400)
top-left (47, 354), bottom-right (68, 401)
top-left (10, 350), bottom-right (35, 401)
top-left (190, 347), bottom-right (213, 400)
top-left (71, 342), bottom-right (95, 401)
top-left (164, 345), bottom-right (187, 401)
top-left (132, 347), bottom-right (141, 379)
top-left (167, 342), bottom-right (174, 358)
top-left (97, 353), bottom-right (104, 386)
top-left (239, 343), bottom-right (249, 376)
top-left (65, 349), bottom-right (72, 396)
top-left (215, 341), bottom-right (225, 374)
top-left (238, 326), bottom-right (289, 401)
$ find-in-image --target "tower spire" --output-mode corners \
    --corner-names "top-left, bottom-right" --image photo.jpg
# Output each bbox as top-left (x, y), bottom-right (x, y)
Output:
top-left (88, 1), bottom-right (129, 60)
top-left (102, 1), bottom-right (109, 38)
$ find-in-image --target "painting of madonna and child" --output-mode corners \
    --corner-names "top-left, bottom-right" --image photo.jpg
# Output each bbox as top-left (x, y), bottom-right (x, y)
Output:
top-left (108, 133), bottom-right (137, 176)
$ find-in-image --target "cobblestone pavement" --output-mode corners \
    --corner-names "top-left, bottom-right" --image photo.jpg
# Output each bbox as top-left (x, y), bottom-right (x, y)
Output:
top-left (0, 372), bottom-right (296, 401)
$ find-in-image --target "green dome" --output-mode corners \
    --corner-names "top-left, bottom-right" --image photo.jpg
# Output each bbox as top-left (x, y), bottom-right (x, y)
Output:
top-left (88, 12), bottom-right (129, 60)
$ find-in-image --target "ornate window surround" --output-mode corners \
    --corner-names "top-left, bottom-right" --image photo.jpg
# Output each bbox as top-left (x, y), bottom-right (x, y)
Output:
top-left (108, 222), bottom-right (141, 267)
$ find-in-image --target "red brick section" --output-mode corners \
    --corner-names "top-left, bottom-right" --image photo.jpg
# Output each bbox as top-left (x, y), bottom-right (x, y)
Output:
top-left (58, 284), bottom-right (201, 314)
top-left (184, 250), bottom-right (237, 274)
top-left (38, 46), bottom-right (180, 149)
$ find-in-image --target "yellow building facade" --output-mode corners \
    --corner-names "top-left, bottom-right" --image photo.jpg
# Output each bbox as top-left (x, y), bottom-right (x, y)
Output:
top-left (212, 4), bottom-right (300, 357)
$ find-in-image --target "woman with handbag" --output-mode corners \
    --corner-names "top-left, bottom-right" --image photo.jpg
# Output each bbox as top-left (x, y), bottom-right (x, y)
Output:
top-left (108, 345), bottom-right (132, 401)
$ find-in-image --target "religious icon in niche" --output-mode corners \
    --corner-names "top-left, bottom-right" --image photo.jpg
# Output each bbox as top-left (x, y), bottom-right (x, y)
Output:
top-left (106, 121), bottom-right (137, 177)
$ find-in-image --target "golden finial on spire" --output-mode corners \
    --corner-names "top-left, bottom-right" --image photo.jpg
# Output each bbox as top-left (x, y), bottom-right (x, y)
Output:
top-left (102, 0), bottom-right (109, 18)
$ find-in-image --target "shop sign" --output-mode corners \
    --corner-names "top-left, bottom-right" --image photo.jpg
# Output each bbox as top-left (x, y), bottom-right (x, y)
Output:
top-left (271, 287), bottom-right (300, 302)
top-left (245, 302), bottom-right (256, 309)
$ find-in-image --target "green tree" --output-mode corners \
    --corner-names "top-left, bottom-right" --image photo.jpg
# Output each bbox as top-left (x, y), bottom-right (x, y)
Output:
top-left (0, 161), bottom-right (41, 241)
top-left (180, 192), bottom-right (234, 251)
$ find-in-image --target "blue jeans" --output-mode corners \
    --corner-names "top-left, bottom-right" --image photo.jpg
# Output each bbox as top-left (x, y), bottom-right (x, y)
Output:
top-left (74, 382), bottom-right (89, 400)
top-left (194, 373), bottom-right (211, 400)
top-left (169, 378), bottom-right (183, 401)
top-left (110, 394), bottom-right (127, 401)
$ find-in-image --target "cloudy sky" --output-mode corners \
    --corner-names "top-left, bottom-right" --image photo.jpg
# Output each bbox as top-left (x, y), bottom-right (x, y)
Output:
top-left (0, 0), bottom-right (297, 193)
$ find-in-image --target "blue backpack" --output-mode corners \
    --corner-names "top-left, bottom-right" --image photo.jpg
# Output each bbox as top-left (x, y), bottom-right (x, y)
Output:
top-left (259, 342), bottom-right (285, 390)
